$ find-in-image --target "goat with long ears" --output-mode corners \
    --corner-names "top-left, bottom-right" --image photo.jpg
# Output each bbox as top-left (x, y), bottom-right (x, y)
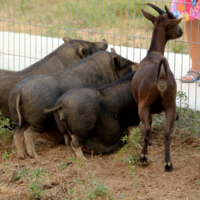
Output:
top-left (131, 4), bottom-right (183, 172)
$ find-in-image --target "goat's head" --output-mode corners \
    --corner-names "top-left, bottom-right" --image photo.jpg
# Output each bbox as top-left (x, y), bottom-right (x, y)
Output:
top-left (142, 4), bottom-right (183, 40)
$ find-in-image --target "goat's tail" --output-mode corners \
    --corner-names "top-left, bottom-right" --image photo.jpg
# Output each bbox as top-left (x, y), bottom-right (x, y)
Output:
top-left (43, 105), bottom-right (61, 114)
top-left (157, 57), bottom-right (168, 92)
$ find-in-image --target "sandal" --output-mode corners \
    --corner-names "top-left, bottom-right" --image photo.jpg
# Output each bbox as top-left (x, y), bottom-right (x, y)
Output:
top-left (180, 71), bottom-right (200, 83)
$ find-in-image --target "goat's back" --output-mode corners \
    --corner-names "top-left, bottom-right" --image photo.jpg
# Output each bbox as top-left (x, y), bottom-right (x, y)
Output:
top-left (131, 52), bottom-right (176, 113)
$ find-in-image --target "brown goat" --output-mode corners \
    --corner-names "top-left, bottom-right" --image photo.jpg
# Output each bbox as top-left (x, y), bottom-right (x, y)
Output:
top-left (131, 4), bottom-right (183, 172)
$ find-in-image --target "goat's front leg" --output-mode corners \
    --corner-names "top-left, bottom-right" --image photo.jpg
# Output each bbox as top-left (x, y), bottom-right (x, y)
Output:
top-left (139, 107), bottom-right (151, 165)
top-left (164, 108), bottom-right (176, 172)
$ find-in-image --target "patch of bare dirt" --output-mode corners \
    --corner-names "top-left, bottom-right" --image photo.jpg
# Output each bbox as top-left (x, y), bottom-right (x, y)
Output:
top-left (0, 129), bottom-right (200, 200)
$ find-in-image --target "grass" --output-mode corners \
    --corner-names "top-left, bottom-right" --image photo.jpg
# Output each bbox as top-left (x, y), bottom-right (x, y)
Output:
top-left (58, 162), bottom-right (68, 171)
top-left (66, 156), bottom-right (84, 167)
top-left (0, 0), bottom-right (187, 52)
top-left (118, 127), bottom-right (142, 165)
top-left (2, 150), bottom-right (17, 160)
top-left (152, 91), bottom-right (200, 137)
top-left (69, 172), bottom-right (116, 200)
top-left (117, 128), bottom-right (141, 186)
top-left (57, 157), bottom-right (85, 171)
top-left (10, 168), bottom-right (51, 200)
top-left (0, 110), bottom-right (14, 145)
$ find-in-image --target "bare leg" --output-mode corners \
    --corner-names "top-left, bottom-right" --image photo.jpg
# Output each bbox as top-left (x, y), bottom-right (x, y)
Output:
top-left (182, 19), bottom-right (200, 81)
top-left (14, 127), bottom-right (27, 159)
top-left (139, 107), bottom-right (151, 165)
top-left (24, 127), bottom-right (40, 158)
top-left (63, 133), bottom-right (74, 157)
top-left (164, 107), bottom-right (176, 172)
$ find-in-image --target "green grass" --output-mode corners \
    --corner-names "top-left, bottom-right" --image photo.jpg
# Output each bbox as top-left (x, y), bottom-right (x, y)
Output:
top-left (69, 174), bottom-right (116, 200)
top-left (118, 128), bottom-right (142, 165)
top-left (58, 162), bottom-right (68, 171)
top-left (0, 0), bottom-right (148, 35)
top-left (0, 110), bottom-right (14, 145)
top-left (10, 168), bottom-right (50, 200)
top-left (2, 150), bottom-right (17, 160)
top-left (152, 91), bottom-right (200, 137)
top-left (66, 156), bottom-right (84, 167)
top-left (117, 128), bottom-right (141, 186)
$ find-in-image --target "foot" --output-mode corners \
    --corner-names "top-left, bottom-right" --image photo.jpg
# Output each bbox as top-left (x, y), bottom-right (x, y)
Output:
top-left (164, 162), bottom-right (173, 172)
top-left (139, 154), bottom-right (149, 165)
top-left (181, 71), bottom-right (200, 83)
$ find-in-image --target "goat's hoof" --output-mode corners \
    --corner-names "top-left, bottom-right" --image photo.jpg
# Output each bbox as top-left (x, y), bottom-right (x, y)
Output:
top-left (164, 162), bottom-right (173, 172)
top-left (139, 154), bottom-right (149, 165)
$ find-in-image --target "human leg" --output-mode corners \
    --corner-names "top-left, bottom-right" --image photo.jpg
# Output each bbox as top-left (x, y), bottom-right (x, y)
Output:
top-left (181, 19), bottom-right (200, 82)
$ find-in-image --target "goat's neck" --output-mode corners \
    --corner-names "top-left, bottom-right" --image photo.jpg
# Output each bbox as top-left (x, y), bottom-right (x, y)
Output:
top-left (148, 27), bottom-right (167, 55)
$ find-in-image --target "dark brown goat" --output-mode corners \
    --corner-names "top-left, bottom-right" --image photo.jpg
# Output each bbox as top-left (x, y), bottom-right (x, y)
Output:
top-left (131, 4), bottom-right (183, 172)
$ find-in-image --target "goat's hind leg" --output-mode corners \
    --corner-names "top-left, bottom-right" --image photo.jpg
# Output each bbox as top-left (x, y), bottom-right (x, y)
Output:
top-left (164, 108), bottom-right (176, 172)
top-left (148, 116), bottom-right (153, 146)
top-left (139, 107), bottom-right (151, 165)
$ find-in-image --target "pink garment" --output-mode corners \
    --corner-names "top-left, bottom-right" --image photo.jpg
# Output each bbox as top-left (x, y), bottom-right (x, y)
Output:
top-left (171, 0), bottom-right (200, 20)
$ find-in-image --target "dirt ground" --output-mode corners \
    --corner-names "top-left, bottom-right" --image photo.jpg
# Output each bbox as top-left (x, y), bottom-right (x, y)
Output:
top-left (0, 127), bottom-right (200, 200)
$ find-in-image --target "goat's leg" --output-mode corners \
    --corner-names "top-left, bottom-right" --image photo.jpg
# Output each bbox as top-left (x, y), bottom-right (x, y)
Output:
top-left (149, 116), bottom-right (153, 146)
top-left (63, 133), bottom-right (74, 157)
top-left (164, 108), bottom-right (176, 172)
top-left (139, 107), bottom-right (151, 165)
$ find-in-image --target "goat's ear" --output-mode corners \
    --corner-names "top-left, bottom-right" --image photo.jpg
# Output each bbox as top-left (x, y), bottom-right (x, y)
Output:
top-left (111, 48), bottom-right (116, 53)
top-left (141, 9), bottom-right (155, 24)
top-left (112, 56), bottom-right (120, 69)
top-left (63, 36), bottom-right (72, 43)
top-left (167, 18), bottom-right (183, 26)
